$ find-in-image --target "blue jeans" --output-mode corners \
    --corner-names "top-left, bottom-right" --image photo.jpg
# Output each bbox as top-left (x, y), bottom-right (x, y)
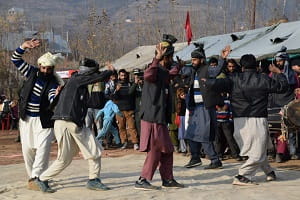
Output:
top-left (288, 131), bottom-right (299, 155)
top-left (96, 119), bottom-right (120, 144)
top-left (85, 108), bottom-right (101, 134)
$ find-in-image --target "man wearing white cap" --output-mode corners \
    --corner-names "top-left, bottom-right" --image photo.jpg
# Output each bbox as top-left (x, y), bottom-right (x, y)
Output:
top-left (11, 39), bottom-right (64, 190)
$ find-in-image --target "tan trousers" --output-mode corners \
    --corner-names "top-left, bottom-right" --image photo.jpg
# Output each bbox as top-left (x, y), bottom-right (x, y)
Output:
top-left (116, 110), bottom-right (138, 144)
top-left (39, 120), bottom-right (102, 181)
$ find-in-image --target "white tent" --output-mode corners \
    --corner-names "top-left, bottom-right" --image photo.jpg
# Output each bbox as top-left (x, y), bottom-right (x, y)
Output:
top-left (174, 20), bottom-right (300, 61)
top-left (113, 42), bottom-right (187, 71)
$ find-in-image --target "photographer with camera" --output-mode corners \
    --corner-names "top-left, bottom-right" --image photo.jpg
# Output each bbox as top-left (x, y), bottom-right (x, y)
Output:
top-left (113, 69), bottom-right (139, 150)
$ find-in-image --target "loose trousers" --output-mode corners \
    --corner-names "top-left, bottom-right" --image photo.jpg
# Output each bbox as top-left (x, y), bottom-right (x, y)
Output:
top-left (234, 117), bottom-right (273, 178)
top-left (20, 117), bottom-right (53, 178)
top-left (39, 120), bottom-right (102, 181)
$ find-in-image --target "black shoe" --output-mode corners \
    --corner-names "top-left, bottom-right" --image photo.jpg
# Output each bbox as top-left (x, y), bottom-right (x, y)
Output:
top-left (266, 171), bottom-right (276, 181)
top-left (184, 159), bottom-right (202, 168)
top-left (204, 161), bottom-right (222, 169)
top-left (120, 142), bottom-right (128, 150)
top-left (232, 175), bottom-right (258, 186)
top-left (233, 156), bottom-right (243, 162)
top-left (242, 156), bottom-right (249, 161)
top-left (113, 143), bottom-right (123, 148)
top-left (35, 179), bottom-right (55, 193)
top-left (162, 179), bottom-right (184, 188)
top-left (135, 178), bottom-right (160, 191)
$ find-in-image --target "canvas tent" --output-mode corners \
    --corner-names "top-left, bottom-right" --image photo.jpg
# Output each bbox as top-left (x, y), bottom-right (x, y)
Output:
top-left (174, 20), bottom-right (300, 61)
top-left (113, 42), bottom-right (186, 71)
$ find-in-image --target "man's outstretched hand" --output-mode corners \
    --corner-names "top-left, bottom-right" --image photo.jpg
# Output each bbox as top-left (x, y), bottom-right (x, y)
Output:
top-left (21, 39), bottom-right (40, 49)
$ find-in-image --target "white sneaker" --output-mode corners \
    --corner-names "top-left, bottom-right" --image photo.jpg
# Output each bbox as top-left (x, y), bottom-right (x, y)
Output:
top-left (134, 143), bottom-right (139, 150)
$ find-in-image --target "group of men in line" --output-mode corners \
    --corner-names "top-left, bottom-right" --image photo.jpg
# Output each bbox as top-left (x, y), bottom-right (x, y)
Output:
top-left (11, 32), bottom-right (299, 193)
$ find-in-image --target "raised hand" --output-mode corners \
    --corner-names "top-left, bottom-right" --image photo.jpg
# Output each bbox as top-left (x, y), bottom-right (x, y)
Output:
top-left (21, 39), bottom-right (40, 49)
top-left (155, 43), bottom-right (167, 60)
top-left (221, 45), bottom-right (231, 59)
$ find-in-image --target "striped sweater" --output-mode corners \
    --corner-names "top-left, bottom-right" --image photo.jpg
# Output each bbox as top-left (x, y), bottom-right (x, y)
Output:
top-left (11, 47), bottom-right (58, 117)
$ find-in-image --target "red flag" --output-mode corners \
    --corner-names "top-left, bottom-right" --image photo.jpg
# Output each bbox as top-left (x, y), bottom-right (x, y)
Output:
top-left (184, 11), bottom-right (193, 45)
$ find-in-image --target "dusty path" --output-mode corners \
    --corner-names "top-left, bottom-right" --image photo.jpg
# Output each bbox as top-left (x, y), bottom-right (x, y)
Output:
top-left (1, 130), bottom-right (300, 200)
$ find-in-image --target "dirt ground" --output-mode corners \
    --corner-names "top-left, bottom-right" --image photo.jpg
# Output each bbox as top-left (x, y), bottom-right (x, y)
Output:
top-left (1, 130), bottom-right (300, 171)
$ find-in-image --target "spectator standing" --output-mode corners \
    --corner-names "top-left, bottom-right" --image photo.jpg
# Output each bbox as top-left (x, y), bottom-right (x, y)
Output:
top-left (113, 69), bottom-right (139, 150)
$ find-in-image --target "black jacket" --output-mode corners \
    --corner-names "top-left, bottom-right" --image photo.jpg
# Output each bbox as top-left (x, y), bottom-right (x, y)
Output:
top-left (180, 64), bottom-right (223, 109)
top-left (140, 60), bottom-right (173, 125)
top-left (19, 68), bottom-right (59, 128)
top-left (209, 69), bottom-right (288, 118)
top-left (113, 81), bottom-right (135, 111)
top-left (52, 70), bottom-right (112, 127)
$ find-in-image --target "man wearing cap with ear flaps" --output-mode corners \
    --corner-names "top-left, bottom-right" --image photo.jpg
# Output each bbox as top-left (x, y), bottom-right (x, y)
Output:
top-left (135, 34), bottom-right (184, 190)
top-left (179, 43), bottom-right (230, 170)
top-left (11, 39), bottom-right (64, 190)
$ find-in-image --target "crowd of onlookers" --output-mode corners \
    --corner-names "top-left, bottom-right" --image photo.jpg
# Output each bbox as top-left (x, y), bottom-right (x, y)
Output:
top-left (83, 46), bottom-right (300, 164)
top-left (2, 46), bottom-right (300, 164)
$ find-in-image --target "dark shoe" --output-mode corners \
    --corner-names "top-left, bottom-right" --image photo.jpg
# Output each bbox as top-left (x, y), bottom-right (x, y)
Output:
top-left (135, 178), bottom-right (160, 191)
top-left (266, 171), bottom-right (276, 181)
top-left (113, 143), bottom-right (123, 148)
top-left (162, 179), bottom-right (184, 188)
top-left (27, 177), bottom-right (39, 191)
top-left (120, 142), bottom-right (128, 150)
top-left (232, 175), bottom-right (258, 186)
top-left (234, 156), bottom-right (243, 162)
top-left (86, 178), bottom-right (110, 191)
top-left (242, 156), bottom-right (248, 161)
top-left (275, 153), bottom-right (284, 163)
top-left (184, 159), bottom-right (202, 168)
top-left (204, 161), bottom-right (222, 169)
top-left (35, 179), bottom-right (55, 193)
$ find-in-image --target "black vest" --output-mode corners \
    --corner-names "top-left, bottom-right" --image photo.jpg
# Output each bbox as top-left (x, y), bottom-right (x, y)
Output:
top-left (19, 68), bottom-right (58, 128)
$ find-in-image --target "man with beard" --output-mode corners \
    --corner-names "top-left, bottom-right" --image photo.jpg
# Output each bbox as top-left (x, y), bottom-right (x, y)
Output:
top-left (113, 69), bottom-right (139, 150)
top-left (181, 44), bottom-right (229, 169)
top-left (269, 46), bottom-right (299, 162)
top-left (134, 34), bottom-right (184, 190)
top-left (11, 39), bottom-right (64, 190)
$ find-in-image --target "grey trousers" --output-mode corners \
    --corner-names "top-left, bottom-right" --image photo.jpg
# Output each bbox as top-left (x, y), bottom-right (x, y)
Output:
top-left (39, 120), bottom-right (102, 181)
top-left (234, 117), bottom-right (273, 179)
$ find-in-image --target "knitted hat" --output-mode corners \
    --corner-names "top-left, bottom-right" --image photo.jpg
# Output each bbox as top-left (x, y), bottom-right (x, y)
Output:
top-left (37, 52), bottom-right (64, 67)
top-left (191, 43), bottom-right (206, 59)
top-left (274, 46), bottom-right (289, 61)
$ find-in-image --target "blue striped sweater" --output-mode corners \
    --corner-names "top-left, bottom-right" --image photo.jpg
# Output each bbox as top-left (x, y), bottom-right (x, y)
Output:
top-left (11, 47), bottom-right (58, 117)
